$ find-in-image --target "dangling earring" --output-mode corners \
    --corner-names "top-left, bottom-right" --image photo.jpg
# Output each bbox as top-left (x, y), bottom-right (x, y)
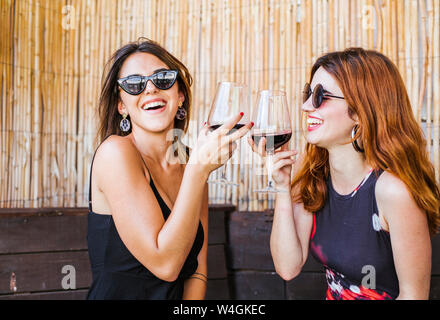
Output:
top-left (175, 102), bottom-right (187, 121)
top-left (120, 113), bottom-right (131, 132)
top-left (351, 124), bottom-right (364, 153)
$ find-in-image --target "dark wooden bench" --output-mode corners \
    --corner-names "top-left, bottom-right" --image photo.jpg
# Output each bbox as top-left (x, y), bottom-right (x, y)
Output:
top-left (225, 210), bottom-right (440, 300)
top-left (0, 205), bottom-right (234, 300)
top-left (2, 206), bottom-right (439, 299)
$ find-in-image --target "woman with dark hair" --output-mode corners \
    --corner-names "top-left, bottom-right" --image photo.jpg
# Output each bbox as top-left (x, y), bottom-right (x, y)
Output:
top-left (87, 38), bottom-right (252, 300)
top-left (249, 48), bottom-right (440, 300)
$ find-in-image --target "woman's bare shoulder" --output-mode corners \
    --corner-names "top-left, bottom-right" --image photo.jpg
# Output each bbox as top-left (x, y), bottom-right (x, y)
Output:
top-left (375, 171), bottom-right (427, 230)
top-left (93, 135), bottom-right (148, 183)
top-left (96, 135), bottom-right (137, 157)
top-left (375, 171), bottom-right (413, 203)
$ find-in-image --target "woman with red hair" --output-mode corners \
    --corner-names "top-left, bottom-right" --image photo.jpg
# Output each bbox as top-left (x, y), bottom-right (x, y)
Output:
top-left (249, 48), bottom-right (440, 300)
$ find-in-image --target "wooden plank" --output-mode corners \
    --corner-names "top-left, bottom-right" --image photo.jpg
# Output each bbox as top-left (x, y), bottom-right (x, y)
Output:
top-left (285, 272), bottom-right (327, 300)
top-left (207, 244), bottom-right (227, 279)
top-left (0, 289), bottom-right (88, 300)
top-left (230, 271), bottom-right (284, 300)
top-left (0, 247), bottom-right (228, 298)
top-left (206, 279), bottom-right (230, 300)
top-left (0, 206), bottom-right (234, 216)
top-left (226, 210), bottom-right (275, 270)
top-left (0, 207), bottom-right (88, 218)
top-left (430, 276), bottom-right (440, 300)
top-left (208, 210), bottom-right (225, 245)
top-left (0, 251), bottom-right (92, 294)
top-left (0, 205), bottom-right (232, 253)
top-left (0, 214), bottom-right (88, 254)
top-left (2, 283), bottom-right (232, 300)
top-left (209, 204), bottom-right (236, 213)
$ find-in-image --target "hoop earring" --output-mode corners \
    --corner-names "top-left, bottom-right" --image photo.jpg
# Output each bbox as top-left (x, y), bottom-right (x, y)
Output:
top-left (120, 113), bottom-right (131, 132)
top-left (175, 103), bottom-right (187, 121)
top-left (351, 125), bottom-right (364, 153)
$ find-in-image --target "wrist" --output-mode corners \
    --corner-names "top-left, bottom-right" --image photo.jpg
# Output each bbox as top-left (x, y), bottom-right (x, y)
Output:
top-left (275, 189), bottom-right (291, 198)
top-left (275, 181), bottom-right (291, 192)
top-left (185, 162), bottom-right (209, 181)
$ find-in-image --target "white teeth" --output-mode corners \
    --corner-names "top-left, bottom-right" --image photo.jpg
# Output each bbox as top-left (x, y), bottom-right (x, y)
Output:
top-left (307, 118), bottom-right (323, 125)
top-left (142, 101), bottom-right (166, 110)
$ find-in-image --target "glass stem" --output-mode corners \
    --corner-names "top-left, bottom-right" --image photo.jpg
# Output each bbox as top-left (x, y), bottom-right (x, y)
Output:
top-left (220, 161), bottom-right (228, 181)
top-left (266, 150), bottom-right (274, 188)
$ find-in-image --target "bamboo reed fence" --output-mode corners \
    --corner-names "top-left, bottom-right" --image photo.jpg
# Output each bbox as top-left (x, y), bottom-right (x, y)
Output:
top-left (0, 0), bottom-right (439, 211)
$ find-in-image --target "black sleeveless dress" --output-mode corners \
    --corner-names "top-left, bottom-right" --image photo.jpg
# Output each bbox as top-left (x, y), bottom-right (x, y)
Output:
top-left (86, 144), bottom-right (204, 300)
top-left (310, 169), bottom-right (399, 300)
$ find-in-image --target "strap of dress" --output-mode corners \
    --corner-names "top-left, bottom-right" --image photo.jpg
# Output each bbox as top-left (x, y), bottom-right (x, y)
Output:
top-left (88, 135), bottom-right (112, 212)
top-left (88, 152), bottom-right (98, 211)
top-left (350, 168), bottom-right (373, 198)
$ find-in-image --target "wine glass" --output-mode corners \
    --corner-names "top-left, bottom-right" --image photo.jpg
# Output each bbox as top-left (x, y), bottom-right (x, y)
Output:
top-left (251, 90), bottom-right (292, 193)
top-left (206, 82), bottom-right (249, 186)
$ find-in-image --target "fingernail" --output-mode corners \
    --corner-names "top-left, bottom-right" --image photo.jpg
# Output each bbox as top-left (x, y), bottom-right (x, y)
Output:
top-left (204, 121), bottom-right (207, 126)
top-left (250, 122), bottom-right (254, 127)
top-left (240, 112), bottom-right (244, 116)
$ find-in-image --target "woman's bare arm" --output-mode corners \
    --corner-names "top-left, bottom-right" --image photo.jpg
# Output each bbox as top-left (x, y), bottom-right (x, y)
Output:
top-left (376, 172), bottom-right (431, 299)
top-left (183, 183), bottom-right (209, 299)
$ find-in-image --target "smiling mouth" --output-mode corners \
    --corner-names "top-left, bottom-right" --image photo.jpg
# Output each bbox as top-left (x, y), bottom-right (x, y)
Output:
top-left (307, 117), bottom-right (324, 131)
top-left (142, 100), bottom-right (166, 111)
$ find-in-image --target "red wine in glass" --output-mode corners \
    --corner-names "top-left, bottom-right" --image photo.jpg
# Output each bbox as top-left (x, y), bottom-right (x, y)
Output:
top-left (251, 130), bottom-right (292, 151)
top-left (209, 123), bottom-right (245, 134)
top-left (251, 90), bottom-right (292, 193)
top-left (206, 82), bottom-right (249, 186)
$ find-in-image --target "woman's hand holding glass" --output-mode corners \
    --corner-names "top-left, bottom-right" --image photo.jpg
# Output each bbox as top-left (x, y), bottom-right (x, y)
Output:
top-left (189, 112), bottom-right (253, 175)
top-left (248, 137), bottom-right (297, 191)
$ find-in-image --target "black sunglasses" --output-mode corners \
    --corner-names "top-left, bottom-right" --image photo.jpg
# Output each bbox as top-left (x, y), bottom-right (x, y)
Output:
top-left (117, 70), bottom-right (178, 95)
top-left (303, 83), bottom-right (345, 108)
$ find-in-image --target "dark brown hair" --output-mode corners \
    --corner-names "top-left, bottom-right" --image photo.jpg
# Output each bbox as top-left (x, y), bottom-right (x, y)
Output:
top-left (97, 37), bottom-right (193, 143)
top-left (292, 47), bottom-right (440, 235)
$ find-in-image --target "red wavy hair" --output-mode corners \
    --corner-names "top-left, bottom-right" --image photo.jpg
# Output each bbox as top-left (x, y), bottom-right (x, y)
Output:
top-left (292, 48), bottom-right (440, 235)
